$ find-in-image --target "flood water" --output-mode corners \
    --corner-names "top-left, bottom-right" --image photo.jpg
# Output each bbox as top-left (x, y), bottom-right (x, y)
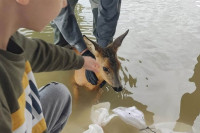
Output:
top-left (19, 0), bottom-right (200, 132)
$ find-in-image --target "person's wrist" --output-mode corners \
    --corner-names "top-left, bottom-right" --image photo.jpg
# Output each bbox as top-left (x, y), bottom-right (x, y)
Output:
top-left (74, 41), bottom-right (87, 53)
top-left (81, 49), bottom-right (88, 55)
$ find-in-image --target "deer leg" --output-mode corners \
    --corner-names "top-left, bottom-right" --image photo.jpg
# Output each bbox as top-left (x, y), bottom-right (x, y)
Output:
top-left (93, 88), bottom-right (104, 103)
top-left (72, 83), bottom-right (79, 103)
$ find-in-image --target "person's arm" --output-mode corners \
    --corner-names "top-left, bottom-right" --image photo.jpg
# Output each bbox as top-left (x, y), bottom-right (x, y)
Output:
top-left (12, 32), bottom-right (84, 72)
top-left (52, 0), bottom-right (99, 85)
top-left (52, 1), bottom-right (87, 53)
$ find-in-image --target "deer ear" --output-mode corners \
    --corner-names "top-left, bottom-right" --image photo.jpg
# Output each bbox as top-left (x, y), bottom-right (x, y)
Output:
top-left (83, 35), bottom-right (101, 55)
top-left (112, 29), bottom-right (129, 51)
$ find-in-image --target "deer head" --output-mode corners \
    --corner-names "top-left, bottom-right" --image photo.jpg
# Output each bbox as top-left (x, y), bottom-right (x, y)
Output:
top-left (83, 30), bottom-right (129, 92)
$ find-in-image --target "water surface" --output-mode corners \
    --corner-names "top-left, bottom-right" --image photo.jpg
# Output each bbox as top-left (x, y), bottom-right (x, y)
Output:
top-left (20, 0), bottom-right (200, 132)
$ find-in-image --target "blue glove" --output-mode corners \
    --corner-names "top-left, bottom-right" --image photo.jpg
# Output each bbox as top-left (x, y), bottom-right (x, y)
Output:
top-left (82, 50), bottom-right (98, 85)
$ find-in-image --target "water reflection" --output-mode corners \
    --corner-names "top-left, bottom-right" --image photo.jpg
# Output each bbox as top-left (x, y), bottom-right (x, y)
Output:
top-left (19, 0), bottom-right (200, 132)
top-left (196, 1), bottom-right (200, 7)
top-left (174, 55), bottom-right (200, 132)
top-left (99, 85), bottom-right (154, 126)
top-left (19, 25), bottom-right (54, 43)
top-left (119, 56), bottom-right (137, 88)
top-left (75, 1), bottom-right (95, 40)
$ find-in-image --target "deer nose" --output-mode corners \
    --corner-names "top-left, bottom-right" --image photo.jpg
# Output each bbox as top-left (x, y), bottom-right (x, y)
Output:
top-left (113, 86), bottom-right (123, 92)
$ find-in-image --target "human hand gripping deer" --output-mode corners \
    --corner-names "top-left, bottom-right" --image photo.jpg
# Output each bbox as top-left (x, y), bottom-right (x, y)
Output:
top-left (82, 56), bottom-right (100, 74)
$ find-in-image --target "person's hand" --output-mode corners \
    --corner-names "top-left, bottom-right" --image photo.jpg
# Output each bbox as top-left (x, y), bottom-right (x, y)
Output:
top-left (82, 50), bottom-right (99, 85)
top-left (82, 56), bottom-right (99, 73)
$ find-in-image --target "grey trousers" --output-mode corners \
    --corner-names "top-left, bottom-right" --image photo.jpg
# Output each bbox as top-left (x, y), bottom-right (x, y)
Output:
top-left (39, 82), bottom-right (72, 133)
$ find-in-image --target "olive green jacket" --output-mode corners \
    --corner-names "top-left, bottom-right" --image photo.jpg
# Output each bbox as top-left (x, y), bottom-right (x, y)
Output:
top-left (0, 32), bottom-right (84, 133)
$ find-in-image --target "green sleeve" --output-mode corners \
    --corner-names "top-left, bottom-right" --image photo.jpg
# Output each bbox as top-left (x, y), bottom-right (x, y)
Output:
top-left (0, 92), bottom-right (12, 133)
top-left (11, 32), bottom-right (84, 72)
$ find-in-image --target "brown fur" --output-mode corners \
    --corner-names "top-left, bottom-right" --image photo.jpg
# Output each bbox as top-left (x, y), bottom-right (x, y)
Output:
top-left (73, 30), bottom-right (129, 100)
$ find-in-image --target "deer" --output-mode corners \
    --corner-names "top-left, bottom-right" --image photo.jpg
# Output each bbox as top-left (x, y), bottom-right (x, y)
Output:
top-left (73, 30), bottom-right (129, 100)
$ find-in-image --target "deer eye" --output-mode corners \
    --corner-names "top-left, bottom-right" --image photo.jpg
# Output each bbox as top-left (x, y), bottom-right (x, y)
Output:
top-left (103, 67), bottom-right (109, 72)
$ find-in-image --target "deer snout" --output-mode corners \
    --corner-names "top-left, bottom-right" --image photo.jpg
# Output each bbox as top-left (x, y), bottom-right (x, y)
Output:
top-left (113, 86), bottom-right (123, 92)
top-left (111, 74), bottom-right (123, 92)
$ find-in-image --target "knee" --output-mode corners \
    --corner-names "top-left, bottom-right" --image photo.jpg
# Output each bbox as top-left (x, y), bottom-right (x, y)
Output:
top-left (49, 82), bottom-right (72, 108)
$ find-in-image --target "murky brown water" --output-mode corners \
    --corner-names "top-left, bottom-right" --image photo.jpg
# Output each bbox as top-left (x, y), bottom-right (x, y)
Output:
top-left (19, 0), bottom-right (200, 132)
